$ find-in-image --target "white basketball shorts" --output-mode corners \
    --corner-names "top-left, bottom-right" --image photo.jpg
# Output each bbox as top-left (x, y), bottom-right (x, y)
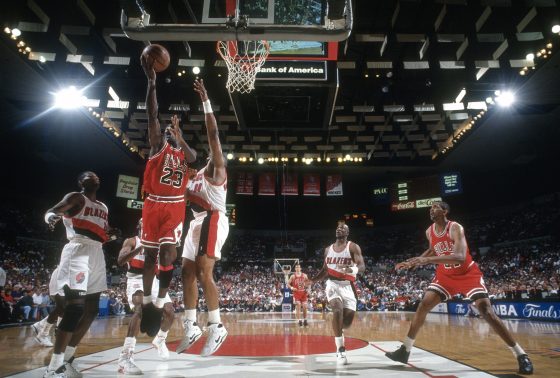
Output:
top-left (182, 210), bottom-right (229, 261)
top-left (55, 237), bottom-right (107, 295)
top-left (326, 279), bottom-right (357, 311)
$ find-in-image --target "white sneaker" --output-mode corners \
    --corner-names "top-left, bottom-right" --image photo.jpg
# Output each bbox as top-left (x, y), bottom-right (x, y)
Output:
top-left (336, 347), bottom-right (348, 365)
top-left (32, 321), bottom-right (44, 336)
top-left (117, 352), bottom-right (142, 375)
top-left (152, 335), bottom-right (169, 360)
top-left (64, 358), bottom-right (82, 378)
top-left (175, 321), bottom-right (203, 354)
top-left (201, 323), bottom-right (228, 357)
top-left (36, 334), bottom-right (54, 347)
top-left (43, 366), bottom-right (66, 378)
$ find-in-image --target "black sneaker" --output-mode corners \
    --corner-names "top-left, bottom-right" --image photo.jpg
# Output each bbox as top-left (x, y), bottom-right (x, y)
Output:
top-left (303, 319), bottom-right (308, 326)
top-left (517, 354), bottom-right (533, 375)
top-left (298, 320), bottom-right (303, 327)
top-left (385, 344), bottom-right (410, 364)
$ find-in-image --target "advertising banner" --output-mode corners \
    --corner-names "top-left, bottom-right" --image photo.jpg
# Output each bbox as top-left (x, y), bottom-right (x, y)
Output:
top-left (258, 172), bottom-right (276, 196)
top-left (447, 301), bottom-right (560, 321)
top-left (236, 172), bottom-right (254, 195)
top-left (303, 174), bottom-right (321, 196)
top-left (116, 175), bottom-right (139, 199)
top-left (326, 175), bottom-right (343, 196)
top-left (281, 172), bottom-right (298, 196)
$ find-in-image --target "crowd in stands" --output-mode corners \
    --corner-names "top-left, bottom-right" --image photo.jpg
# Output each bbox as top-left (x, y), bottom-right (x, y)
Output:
top-left (1, 194), bottom-right (559, 323)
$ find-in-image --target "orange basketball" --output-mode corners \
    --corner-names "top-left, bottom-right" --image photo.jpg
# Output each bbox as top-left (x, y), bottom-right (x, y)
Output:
top-left (142, 44), bottom-right (170, 72)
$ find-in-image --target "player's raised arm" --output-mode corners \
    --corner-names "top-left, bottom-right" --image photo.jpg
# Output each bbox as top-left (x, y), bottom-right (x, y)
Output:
top-left (44, 192), bottom-right (85, 230)
top-left (194, 79), bottom-right (226, 185)
top-left (169, 114), bottom-right (197, 163)
top-left (117, 237), bottom-right (143, 267)
top-left (141, 54), bottom-right (162, 155)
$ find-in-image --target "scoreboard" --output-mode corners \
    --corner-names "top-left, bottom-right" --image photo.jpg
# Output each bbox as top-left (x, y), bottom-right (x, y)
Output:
top-left (372, 172), bottom-right (463, 211)
top-left (226, 204), bottom-right (237, 226)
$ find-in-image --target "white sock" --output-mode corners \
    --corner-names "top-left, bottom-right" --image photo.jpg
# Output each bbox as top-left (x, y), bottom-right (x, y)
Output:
top-left (509, 343), bottom-right (526, 357)
top-left (142, 295), bottom-right (152, 305)
top-left (48, 353), bottom-right (64, 372)
top-left (64, 346), bottom-right (76, 362)
top-left (208, 309), bottom-right (221, 324)
top-left (341, 333), bottom-right (345, 345)
top-left (157, 329), bottom-right (169, 339)
top-left (56, 317), bottom-right (62, 327)
top-left (123, 336), bottom-right (136, 350)
top-left (185, 309), bottom-right (197, 323)
top-left (403, 336), bottom-right (415, 352)
top-left (335, 336), bottom-right (344, 350)
top-left (154, 297), bottom-right (165, 309)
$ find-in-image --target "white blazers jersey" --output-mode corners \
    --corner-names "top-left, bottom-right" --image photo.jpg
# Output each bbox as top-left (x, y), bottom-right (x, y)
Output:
top-left (63, 194), bottom-right (109, 243)
top-left (127, 236), bottom-right (145, 278)
top-left (187, 167), bottom-right (227, 215)
top-left (325, 241), bottom-right (357, 282)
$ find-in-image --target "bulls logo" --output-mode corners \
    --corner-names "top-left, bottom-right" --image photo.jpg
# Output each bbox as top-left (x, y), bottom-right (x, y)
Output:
top-left (75, 272), bottom-right (86, 284)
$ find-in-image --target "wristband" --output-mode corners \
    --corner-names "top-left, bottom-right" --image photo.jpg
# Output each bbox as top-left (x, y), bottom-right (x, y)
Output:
top-left (350, 266), bottom-right (358, 275)
top-left (202, 99), bottom-right (213, 114)
top-left (44, 212), bottom-right (56, 224)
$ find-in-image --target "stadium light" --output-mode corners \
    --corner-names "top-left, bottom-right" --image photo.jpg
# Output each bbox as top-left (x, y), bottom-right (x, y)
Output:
top-left (495, 91), bottom-right (515, 107)
top-left (11, 28), bottom-right (21, 37)
top-left (226, 152), bottom-right (234, 160)
top-left (53, 86), bottom-right (86, 109)
top-left (552, 25), bottom-right (560, 34)
top-left (257, 157), bottom-right (264, 164)
top-left (192, 66), bottom-right (201, 75)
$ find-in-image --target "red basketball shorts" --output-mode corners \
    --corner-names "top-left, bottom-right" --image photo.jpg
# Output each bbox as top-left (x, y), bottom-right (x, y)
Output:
top-left (141, 196), bottom-right (186, 249)
top-left (428, 263), bottom-right (488, 301)
top-left (293, 290), bottom-right (308, 304)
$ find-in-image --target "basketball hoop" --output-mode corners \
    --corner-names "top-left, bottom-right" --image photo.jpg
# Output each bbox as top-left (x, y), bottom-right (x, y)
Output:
top-left (216, 40), bottom-right (270, 94)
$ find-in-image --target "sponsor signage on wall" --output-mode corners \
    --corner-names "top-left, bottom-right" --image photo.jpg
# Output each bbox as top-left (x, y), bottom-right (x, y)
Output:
top-left (441, 172), bottom-right (463, 195)
top-left (116, 175), bottom-right (139, 199)
top-left (256, 61), bottom-right (327, 80)
top-left (126, 200), bottom-right (144, 210)
top-left (447, 301), bottom-right (560, 321)
top-left (391, 201), bottom-right (416, 211)
top-left (415, 197), bottom-right (443, 208)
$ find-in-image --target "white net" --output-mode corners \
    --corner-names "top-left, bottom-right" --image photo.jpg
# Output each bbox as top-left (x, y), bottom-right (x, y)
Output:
top-left (216, 40), bottom-right (270, 94)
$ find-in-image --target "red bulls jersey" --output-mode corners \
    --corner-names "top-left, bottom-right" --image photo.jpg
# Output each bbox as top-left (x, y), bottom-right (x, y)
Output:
top-left (429, 221), bottom-right (475, 276)
top-left (143, 142), bottom-right (188, 199)
top-left (63, 194), bottom-right (108, 243)
top-left (291, 273), bottom-right (308, 292)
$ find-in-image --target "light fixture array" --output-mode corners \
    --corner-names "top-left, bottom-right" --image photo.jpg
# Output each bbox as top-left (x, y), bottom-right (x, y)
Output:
top-left (233, 155), bottom-right (364, 164)
top-left (86, 107), bottom-right (144, 158)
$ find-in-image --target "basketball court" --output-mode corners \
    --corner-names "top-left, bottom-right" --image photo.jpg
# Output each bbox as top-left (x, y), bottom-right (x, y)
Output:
top-left (3, 312), bottom-right (559, 377)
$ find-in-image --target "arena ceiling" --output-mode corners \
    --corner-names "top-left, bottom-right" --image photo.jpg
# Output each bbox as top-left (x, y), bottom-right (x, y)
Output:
top-left (1, 0), bottom-right (560, 174)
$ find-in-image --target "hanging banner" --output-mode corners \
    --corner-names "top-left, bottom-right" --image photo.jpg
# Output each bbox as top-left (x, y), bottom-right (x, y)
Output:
top-left (325, 175), bottom-right (343, 196)
top-left (116, 175), bottom-right (139, 199)
top-left (281, 172), bottom-right (298, 196)
top-left (235, 172), bottom-right (254, 195)
top-left (258, 172), bottom-right (276, 196)
top-left (303, 174), bottom-right (321, 196)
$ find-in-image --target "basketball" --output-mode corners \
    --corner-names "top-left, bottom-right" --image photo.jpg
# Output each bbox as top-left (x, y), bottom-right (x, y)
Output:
top-left (142, 44), bottom-right (170, 72)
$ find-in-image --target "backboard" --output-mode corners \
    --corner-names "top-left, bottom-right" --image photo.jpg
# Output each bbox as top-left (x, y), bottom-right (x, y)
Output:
top-left (121, 0), bottom-right (352, 42)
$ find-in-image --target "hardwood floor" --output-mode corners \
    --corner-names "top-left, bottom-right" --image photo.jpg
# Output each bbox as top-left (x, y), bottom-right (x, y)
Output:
top-left (2, 311), bottom-right (558, 377)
